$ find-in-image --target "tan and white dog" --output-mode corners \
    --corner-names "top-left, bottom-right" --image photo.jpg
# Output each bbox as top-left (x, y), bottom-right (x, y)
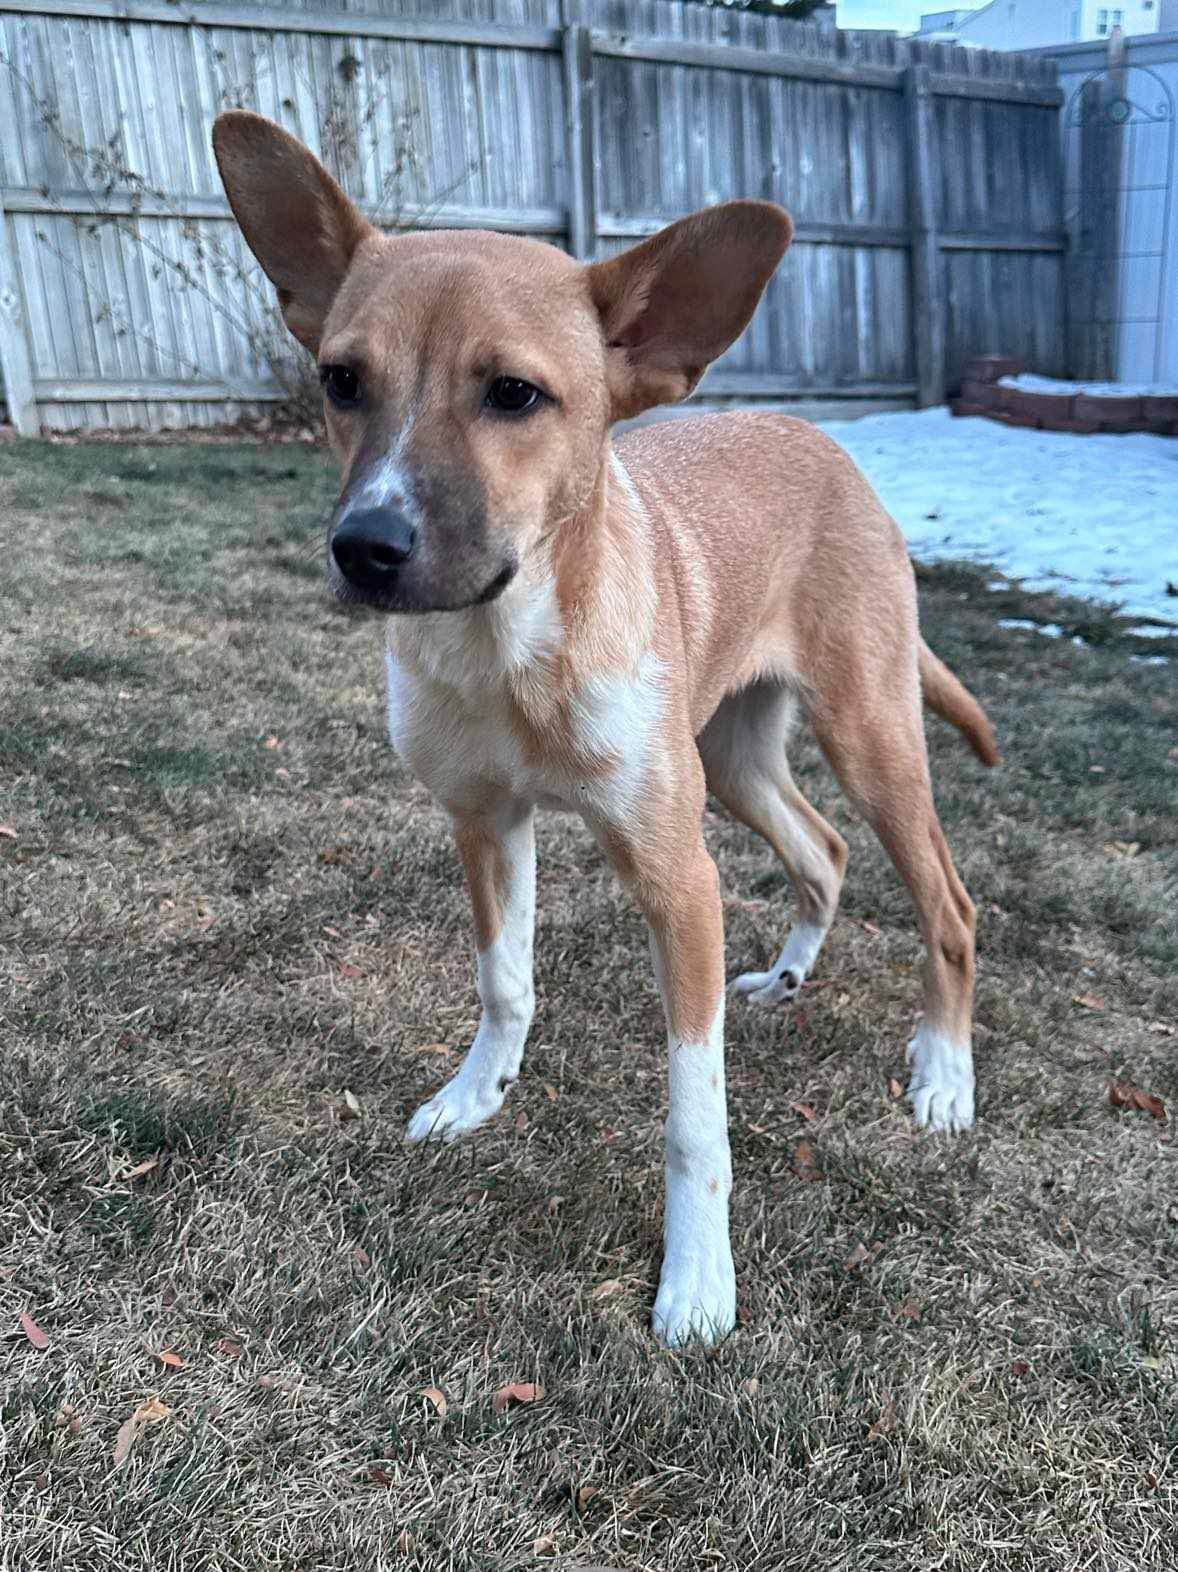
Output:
top-left (214, 111), bottom-right (999, 1347)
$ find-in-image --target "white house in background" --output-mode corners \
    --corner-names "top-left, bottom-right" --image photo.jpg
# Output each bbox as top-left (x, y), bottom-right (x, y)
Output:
top-left (917, 0), bottom-right (1162, 46)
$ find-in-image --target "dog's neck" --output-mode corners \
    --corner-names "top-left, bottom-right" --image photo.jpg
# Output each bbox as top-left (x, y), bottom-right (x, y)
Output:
top-left (387, 443), bottom-right (655, 700)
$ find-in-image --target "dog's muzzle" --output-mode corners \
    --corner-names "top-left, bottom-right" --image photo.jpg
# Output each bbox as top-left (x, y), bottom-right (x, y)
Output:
top-left (330, 505), bottom-right (416, 596)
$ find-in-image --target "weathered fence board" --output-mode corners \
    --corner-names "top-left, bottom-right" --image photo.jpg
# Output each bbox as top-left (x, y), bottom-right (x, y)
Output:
top-left (0, 0), bottom-right (1066, 434)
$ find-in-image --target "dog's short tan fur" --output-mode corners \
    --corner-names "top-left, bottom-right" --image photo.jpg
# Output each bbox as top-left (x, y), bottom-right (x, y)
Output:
top-left (214, 111), bottom-right (998, 1347)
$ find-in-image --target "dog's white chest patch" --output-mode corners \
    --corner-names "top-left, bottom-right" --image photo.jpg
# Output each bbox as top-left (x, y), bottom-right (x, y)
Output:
top-left (385, 648), bottom-right (666, 818)
top-left (567, 655), bottom-right (667, 816)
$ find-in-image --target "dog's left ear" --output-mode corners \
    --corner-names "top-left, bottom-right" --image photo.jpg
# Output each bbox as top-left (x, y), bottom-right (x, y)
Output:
top-left (585, 201), bottom-right (792, 421)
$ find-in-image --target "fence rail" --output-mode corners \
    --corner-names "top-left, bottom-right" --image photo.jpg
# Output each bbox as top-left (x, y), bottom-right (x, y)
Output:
top-left (0, 0), bottom-right (1066, 434)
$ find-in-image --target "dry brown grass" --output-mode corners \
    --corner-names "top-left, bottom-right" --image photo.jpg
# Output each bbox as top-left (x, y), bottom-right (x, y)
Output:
top-left (1, 438), bottom-right (1176, 1571)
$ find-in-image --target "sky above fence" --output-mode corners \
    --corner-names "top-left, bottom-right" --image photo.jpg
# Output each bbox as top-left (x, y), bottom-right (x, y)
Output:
top-left (838, 2), bottom-right (926, 30)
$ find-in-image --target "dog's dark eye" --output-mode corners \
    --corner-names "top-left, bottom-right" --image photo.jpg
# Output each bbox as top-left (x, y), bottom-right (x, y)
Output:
top-left (486, 376), bottom-right (542, 416)
top-left (320, 365), bottom-right (362, 408)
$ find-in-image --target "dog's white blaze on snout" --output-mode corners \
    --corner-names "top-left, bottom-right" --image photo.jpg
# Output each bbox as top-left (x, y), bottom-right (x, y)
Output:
top-left (351, 443), bottom-right (418, 516)
top-left (406, 809), bottom-right (536, 1142)
top-left (654, 998), bottom-right (737, 1348)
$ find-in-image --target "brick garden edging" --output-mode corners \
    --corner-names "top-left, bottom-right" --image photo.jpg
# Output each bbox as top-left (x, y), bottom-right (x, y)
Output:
top-left (952, 357), bottom-right (1178, 435)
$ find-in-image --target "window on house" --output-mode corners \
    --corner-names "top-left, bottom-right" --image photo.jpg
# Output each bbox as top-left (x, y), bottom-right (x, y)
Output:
top-left (1112, 7), bottom-right (1123, 21)
top-left (1096, 7), bottom-right (1109, 32)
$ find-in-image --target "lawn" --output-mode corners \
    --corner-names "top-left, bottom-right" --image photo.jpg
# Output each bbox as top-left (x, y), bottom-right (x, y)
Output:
top-left (1, 433), bottom-right (1176, 1571)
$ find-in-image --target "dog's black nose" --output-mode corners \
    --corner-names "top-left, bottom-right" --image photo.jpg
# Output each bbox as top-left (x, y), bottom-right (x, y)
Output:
top-left (331, 507), bottom-right (416, 589)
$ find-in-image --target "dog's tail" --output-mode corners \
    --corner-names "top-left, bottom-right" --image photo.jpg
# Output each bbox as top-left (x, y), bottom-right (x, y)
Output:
top-left (919, 641), bottom-right (1001, 766)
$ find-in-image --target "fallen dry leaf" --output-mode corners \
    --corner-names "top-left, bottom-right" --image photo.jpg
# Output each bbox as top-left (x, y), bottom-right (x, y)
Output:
top-left (575, 1483), bottom-right (599, 1513)
top-left (414, 1042), bottom-right (453, 1056)
top-left (789, 1101), bottom-right (817, 1122)
top-left (1074, 993), bottom-right (1106, 1011)
top-left (741, 1377), bottom-right (760, 1399)
top-left (844, 1242), bottom-right (869, 1270)
top-left (369, 1465), bottom-right (394, 1487)
top-left (124, 1156), bottom-right (158, 1179)
top-left (57, 1402), bottom-right (82, 1435)
top-left (396, 1529), bottom-right (413, 1554)
top-left (419, 1386), bottom-right (448, 1416)
top-left (1109, 1080), bottom-right (1167, 1120)
top-left (895, 1297), bottom-right (922, 1322)
top-left (0, 825), bottom-right (16, 840)
top-left (352, 1247), bottom-right (371, 1271)
top-left (214, 1338), bottom-right (242, 1358)
top-left (338, 962), bottom-right (362, 980)
top-left (867, 1397), bottom-right (897, 1441)
top-left (1011, 1359), bottom-right (1031, 1376)
top-left (262, 735), bottom-right (281, 749)
top-left (533, 1537), bottom-right (557, 1556)
top-left (514, 1110), bottom-right (528, 1134)
top-left (156, 1350), bottom-right (184, 1369)
top-left (543, 1083), bottom-right (558, 1101)
top-left (1104, 840), bottom-right (1140, 858)
top-left (339, 1089), bottom-right (363, 1120)
top-left (492, 1381), bottom-right (544, 1414)
top-left (791, 1139), bottom-right (823, 1182)
top-left (19, 1312), bottom-right (50, 1350)
top-left (888, 1077), bottom-right (904, 1100)
top-left (591, 1279), bottom-right (623, 1300)
top-left (112, 1397), bottom-right (170, 1468)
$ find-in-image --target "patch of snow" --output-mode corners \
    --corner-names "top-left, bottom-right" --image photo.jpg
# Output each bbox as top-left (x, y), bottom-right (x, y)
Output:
top-left (998, 374), bottom-right (1178, 398)
top-left (1130, 654), bottom-right (1171, 665)
top-left (997, 618), bottom-right (1066, 636)
top-left (816, 407), bottom-right (1178, 625)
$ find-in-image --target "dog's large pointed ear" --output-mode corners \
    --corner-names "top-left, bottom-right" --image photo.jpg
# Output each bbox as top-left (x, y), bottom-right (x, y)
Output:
top-left (212, 110), bottom-right (374, 356)
top-left (585, 201), bottom-right (791, 421)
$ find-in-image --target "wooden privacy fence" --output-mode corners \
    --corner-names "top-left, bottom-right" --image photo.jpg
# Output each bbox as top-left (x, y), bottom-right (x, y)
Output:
top-left (0, 0), bottom-right (1066, 435)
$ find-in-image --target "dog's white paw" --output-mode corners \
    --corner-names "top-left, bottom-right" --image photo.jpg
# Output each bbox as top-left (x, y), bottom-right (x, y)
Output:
top-left (906, 1028), bottom-right (975, 1133)
top-left (406, 1074), bottom-right (509, 1143)
top-left (729, 964), bottom-right (804, 1006)
top-left (652, 1245), bottom-right (737, 1348)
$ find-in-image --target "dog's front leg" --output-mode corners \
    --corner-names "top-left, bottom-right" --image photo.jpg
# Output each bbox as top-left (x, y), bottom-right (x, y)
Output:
top-left (604, 810), bottom-right (736, 1347)
top-left (406, 801), bottom-right (535, 1142)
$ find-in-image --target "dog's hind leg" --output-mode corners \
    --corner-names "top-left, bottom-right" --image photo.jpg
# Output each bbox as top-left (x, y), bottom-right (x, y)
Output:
top-left (698, 681), bottom-right (847, 1007)
top-left (406, 799), bottom-right (535, 1142)
top-left (811, 685), bottom-right (976, 1133)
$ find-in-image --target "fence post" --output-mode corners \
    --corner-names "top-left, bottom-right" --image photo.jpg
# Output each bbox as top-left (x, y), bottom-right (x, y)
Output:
top-left (0, 191), bottom-right (39, 436)
top-left (904, 63), bottom-right (945, 408)
top-left (1070, 31), bottom-right (1123, 380)
top-left (561, 2), bottom-right (597, 261)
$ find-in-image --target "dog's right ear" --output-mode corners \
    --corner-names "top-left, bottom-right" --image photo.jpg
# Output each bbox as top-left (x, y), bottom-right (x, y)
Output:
top-left (212, 111), bottom-right (373, 356)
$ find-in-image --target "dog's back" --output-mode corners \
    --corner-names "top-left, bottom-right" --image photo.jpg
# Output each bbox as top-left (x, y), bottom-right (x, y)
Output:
top-left (614, 410), bottom-right (919, 729)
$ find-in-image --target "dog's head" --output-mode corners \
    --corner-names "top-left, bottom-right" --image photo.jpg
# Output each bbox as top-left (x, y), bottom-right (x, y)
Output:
top-left (213, 111), bottom-right (791, 613)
